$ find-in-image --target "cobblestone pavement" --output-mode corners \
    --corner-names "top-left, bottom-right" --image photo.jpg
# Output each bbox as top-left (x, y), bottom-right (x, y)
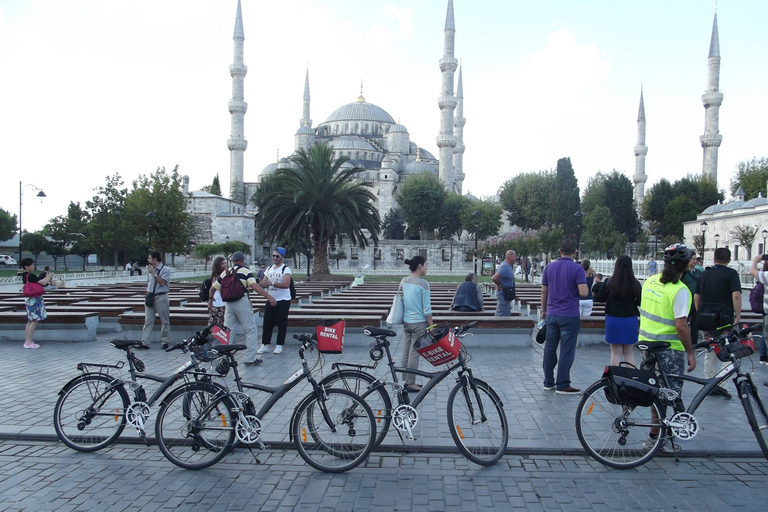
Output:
top-left (1, 440), bottom-right (766, 511)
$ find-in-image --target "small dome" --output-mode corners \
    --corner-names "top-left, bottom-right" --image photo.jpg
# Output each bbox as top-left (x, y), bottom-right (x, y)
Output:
top-left (329, 136), bottom-right (376, 151)
top-left (295, 125), bottom-right (315, 135)
top-left (402, 160), bottom-right (437, 175)
top-left (261, 162), bottom-right (278, 176)
top-left (324, 101), bottom-right (396, 124)
top-left (389, 124), bottom-right (408, 133)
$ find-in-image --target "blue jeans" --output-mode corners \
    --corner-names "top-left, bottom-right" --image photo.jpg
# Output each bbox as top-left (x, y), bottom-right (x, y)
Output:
top-left (543, 315), bottom-right (581, 390)
top-left (495, 291), bottom-right (511, 317)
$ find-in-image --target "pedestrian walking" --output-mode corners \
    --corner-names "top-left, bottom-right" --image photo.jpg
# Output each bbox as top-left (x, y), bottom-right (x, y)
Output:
top-left (21, 257), bottom-right (53, 349)
top-left (140, 251), bottom-right (171, 350)
top-left (206, 256), bottom-right (227, 326)
top-left (598, 255), bottom-right (642, 366)
top-left (541, 239), bottom-right (588, 395)
top-left (694, 247), bottom-right (741, 398)
top-left (214, 251), bottom-right (276, 366)
top-left (256, 247), bottom-right (293, 356)
top-left (491, 250), bottom-right (516, 316)
top-left (400, 255), bottom-right (433, 393)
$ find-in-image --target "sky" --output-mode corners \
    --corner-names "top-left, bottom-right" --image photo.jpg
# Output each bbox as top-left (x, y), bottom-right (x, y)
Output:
top-left (1, 0), bottom-right (767, 232)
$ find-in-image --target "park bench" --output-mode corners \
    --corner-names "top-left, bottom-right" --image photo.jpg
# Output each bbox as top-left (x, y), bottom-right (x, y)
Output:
top-left (0, 311), bottom-right (99, 342)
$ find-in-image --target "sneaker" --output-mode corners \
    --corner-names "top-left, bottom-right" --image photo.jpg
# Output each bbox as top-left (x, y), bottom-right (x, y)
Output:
top-left (161, 342), bottom-right (169, 350)
top-left (555, 386), bottom-right (581, 395)
top-left (760, 356), bottom-right (768, 365)
top-left (659, 441), bottom-right (682, 454)
top-left (256, 345), bottom-right (269, 355)
top-left (243, 358), bottom-right (263, 366)
top-left (273, 345), bottom-right (283, 354)
top-left (23, 343), bottom-right (40, 349)
top-left (543, 384), bottom-right (556, 391)
top-left (137, 343), bottom-right (150, 350)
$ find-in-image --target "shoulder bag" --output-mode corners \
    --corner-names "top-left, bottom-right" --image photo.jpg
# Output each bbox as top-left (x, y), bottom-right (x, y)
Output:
top-left (23, 273), bottom-right (46, 298)
top-left (386, 283), bottom-right (404, 325)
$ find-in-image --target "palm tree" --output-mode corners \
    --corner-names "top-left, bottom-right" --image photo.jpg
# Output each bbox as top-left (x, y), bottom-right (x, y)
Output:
top-left (253, 143), bottom-right (380, 275)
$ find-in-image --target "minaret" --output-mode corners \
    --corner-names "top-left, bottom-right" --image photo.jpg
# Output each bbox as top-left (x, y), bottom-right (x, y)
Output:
top-left (453, 65), bottom-right (465, 194)
top-left (633, 86), bottom-right (648, 215)
top-left (700, 10), bottom-right (723, 183)
top-left (436, 0), bottom-right (458, 192)
top-left (227, 0), bottom-right (248, 203)
top-left (294, 69), bottom-right (315, 152)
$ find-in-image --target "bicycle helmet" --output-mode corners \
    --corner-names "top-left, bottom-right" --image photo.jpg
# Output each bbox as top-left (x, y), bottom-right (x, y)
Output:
top-left (663, 243), bottom-right (693, 264)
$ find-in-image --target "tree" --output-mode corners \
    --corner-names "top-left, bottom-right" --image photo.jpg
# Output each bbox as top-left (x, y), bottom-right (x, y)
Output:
top-left (550, 157), bottom-right (581, 236)
top-left (643, 175), bottom-right (723, 237)
top-left (200, 174), bottom-right (223, 196)
top-left (220, 241), bottom-right (251, 263)
top-left (0, 207), bottom-right (17, 242)
top-left (729, 224), bottom-right (760, 260)
top-left (664, 196), bottom-right (699, 238)
top-left (497, 171), bottom-right (555, 229)
top-left (21, 233), bottom-right (48, 266)
top-left (730, 157), bottom-right (768, 200)
top-left (537, 224), bottom-right (565, 261)
top-left (254, 143), bottom-right (380, 275)
top-left (66, 202), bottom-right (92, 270)
top-left (692, 233), bottom-right (705, 257)
top-left (43, 216), bottom-right (71, 271)
top-left (382, 208), bottom-right (406, 240)
top-left (460, 199), bottom-right (502, 241)
top-left (329, 250), bottom-right (348, 269)
top-left (636, 230), bottom-right (651, 258)
top-left (398, 172), bottom-right (447, 239)
top-left (86, 174), bottom-right (128, 269)
top-left (193, 243), bottom-right (220, 271)
top-left (582, 170), bottom-right (640, 240)
top-left (582, 205), bottom-right (620, 256)
top-left (438, 194), bottom-right (471, 240)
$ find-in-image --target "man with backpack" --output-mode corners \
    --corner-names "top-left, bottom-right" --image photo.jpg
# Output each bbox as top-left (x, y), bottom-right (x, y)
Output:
top-left (254, 247), bottom-right (294, 358)
top-left (750, 254), bottom-right (768, 365)
top-left (212, 251), bottom-right (276, 366)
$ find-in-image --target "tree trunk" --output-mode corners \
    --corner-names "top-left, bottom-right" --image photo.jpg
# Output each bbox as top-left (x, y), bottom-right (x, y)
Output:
top-left (114, 250), bottom-right (119, 270)
top-left (53, 257), bottom-right (58, 271)
top-left (312, 235), bottom-right (330, 275)
top-left (63, 255), bottom-right (69, 271)
top-left (172, 253), bottom-right (176, 266)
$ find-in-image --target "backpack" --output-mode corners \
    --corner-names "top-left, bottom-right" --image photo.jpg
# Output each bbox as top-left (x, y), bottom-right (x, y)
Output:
top-left (750, 282), bottom-right (765, 315)
top-left (199, 278), bottom-right (212, 302)
top-left (220, 267), bottom-right (246, 302)
top-left (281, 265), bottom-right (297, 300)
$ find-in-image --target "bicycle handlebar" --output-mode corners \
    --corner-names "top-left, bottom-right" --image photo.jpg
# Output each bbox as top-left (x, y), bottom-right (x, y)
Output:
top-left (454, 321), bottom-right (479, 336)
top-left (694, 322), bottom-right (762, 350)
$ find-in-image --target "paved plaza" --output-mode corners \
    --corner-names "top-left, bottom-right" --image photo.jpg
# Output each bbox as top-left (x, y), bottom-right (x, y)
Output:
top-left (1, 331), bottom-right (767, 510)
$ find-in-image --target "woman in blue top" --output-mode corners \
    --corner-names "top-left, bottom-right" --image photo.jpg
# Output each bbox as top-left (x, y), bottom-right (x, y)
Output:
top-left (400, 255), bottom-right (433, 392)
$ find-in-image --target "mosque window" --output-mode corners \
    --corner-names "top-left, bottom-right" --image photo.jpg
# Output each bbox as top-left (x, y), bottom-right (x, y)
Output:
top-left (396, 248), bottom-right (404, 261)
top-left (364, 124), bottom-right (369, 134)
top-left (373, 124), bottom-right (377, 134)
top-left (347, 151), bottom-right (351, 158)
top-left (355, 151), bottom-right (359, 160)
top-left (344, 123), bottom-right (349, 134)
top-left (363, 152), bottom-right (367, 160)
top-left (334, 124), bottom-right (339, 134)
top-left (354, 123), bottom-right (359, 133)
top-left (350, 247), bottom-right (359, 260)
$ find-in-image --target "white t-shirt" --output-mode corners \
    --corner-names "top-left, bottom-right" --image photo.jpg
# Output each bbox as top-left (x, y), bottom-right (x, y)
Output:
top-left (212, 289), bottom-right (225, 308)
top-left (125, 263), bottom-right (132, 271)
top-left (264, 264), bottom-right (292, 302)
top-left (672, 287), bottom-right (692, 319)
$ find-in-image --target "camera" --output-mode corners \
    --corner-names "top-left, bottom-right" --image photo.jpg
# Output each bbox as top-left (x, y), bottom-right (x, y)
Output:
top-left (762, 254), bottom-right (768, 261)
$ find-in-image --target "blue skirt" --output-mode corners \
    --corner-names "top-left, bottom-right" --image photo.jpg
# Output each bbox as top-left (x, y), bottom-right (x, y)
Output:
top-left (605, 314), bottom-right (638, 345)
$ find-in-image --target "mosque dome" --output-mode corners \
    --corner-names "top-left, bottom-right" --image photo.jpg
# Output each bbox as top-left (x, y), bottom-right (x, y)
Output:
top-left (390, 123), bottom-right (408, 133)
top-left (329, 136), bottom-right (376, 151)
top-left (295, 125), bottom-right (315, 135)
top-left (324, 100), bottom-right (396, 124)
top-left (402, 159), bottom-right (437, 175)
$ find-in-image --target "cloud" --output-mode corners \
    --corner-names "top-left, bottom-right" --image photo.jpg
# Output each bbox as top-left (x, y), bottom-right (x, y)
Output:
top-left (367, 4), bottom-right (415, 49)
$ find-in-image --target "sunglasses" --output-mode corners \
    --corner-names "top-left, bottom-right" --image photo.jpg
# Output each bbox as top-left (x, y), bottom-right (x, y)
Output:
top-left (272, 254), bottom-right (282, 258)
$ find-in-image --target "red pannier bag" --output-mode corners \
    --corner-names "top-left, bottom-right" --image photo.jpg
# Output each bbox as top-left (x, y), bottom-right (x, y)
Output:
top-left (316, 319), bottom-right (345, 354)
top-left (416, 324), bottom-right (461, 366)
top-left (210, 324), bottom-right (231, 345)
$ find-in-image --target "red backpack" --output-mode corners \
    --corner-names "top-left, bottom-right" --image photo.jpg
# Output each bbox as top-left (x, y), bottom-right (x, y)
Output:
top-left (220, 267), bottom-right (246, 302)
top-left (750, 282), bottom-right (765, 315)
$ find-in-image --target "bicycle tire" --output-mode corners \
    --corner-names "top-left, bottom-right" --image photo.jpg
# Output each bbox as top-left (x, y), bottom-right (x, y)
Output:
top-left (320, 369), bottom-right (392, 448)
top-left (155, 382), bottom-right (236, 470)
top-left (292, 388), bottom-right (376, 473)
top-left (739, 379), bottom-right (768, 459)
top-left (447, 377), bottom-right (508, 466)
top-left (575, 379), bottom-right (664, 469)
top-left (53, 374), bottom-right (130, 452)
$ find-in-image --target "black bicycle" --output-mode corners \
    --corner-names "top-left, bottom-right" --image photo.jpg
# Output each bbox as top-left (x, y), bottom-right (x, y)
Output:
top-left (53, 325), bottom-right (225, 452)
top-left (320, 322), bottom-right (509, 466)
top-left (154, 334), bottom-right (377, 472)
top-left (576, 322), bottom-right (768, 469)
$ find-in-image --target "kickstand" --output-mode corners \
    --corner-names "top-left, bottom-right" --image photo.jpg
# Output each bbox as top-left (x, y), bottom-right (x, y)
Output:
top-left (245, 443), bottom-right (263, 464)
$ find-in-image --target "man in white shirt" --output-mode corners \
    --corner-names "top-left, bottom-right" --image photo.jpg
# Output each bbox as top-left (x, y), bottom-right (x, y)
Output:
top-left (257, 247), bottom-right (293, 356)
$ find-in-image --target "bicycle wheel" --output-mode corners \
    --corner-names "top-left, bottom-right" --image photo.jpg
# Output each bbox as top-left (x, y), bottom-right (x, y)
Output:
top-left (292, 388), bottom-right (376, 473)
top-left (575, 379), bottom-right (664, 469)
top-left (155, 382), bottom-right (236, 470)
top-left (53, 374), bottom-right (130, 452)
top-left (447, 377), bottom-right (509, 466)
top-left (739, 379), bottom-right (768, 459)
top-left (321, 369), bottom-right (392, 448)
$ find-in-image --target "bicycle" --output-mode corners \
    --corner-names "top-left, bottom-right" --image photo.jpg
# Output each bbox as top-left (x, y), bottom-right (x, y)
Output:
top-left (154, 334), bottom-right (377, 472)
top-left (576, 322), bottom-right (768, 469)
top-left (320, 322), bottom-right (509, 466)
top-left (53, 325), bottom-right (225, 453)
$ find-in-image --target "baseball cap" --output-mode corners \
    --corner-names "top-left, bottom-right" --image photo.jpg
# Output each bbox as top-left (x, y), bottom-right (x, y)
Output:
top-left (275, 247), bottom-right (287, 257)
top-left (232, 251), bottom-right (246, 263)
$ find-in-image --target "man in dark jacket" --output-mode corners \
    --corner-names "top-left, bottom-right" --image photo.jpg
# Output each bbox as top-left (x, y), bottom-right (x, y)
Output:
top-left (451, 273), bottom-right (484, 312)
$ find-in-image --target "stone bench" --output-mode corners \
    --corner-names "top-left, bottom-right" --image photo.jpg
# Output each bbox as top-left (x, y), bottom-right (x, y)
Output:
top-left (0, 311), bottom-right (99, 342)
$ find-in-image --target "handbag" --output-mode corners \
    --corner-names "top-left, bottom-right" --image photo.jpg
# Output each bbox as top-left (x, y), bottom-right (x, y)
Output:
top-left (386, 284), bottom-right (404, 325)
top-left (22, 274), bottom-right (45, 298)
top-left (502, 285), bottom-right (516, 301)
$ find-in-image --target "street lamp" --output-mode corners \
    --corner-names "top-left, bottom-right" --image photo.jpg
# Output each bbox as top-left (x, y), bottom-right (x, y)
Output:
top-left (146, 212), bottom-right (156, 250)
top-left (574, 209), bottom-right (583, 258)
top-left (473, 210), bottom-right (481, 275)
top-left (762, 229), bottom-right (768, 255)
top-left (653, 227), bottom-right (660, 259)
top-left (18, 181), bottom-right (46, 263)
top-left (305, 210), bottom-right (314, 281)
top-left (699, 221), bottom-right (708, 260)
top-left (714, 233), bottom-right (720, 250)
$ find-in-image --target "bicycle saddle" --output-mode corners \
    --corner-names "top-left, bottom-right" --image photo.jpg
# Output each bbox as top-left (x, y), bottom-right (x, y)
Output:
top-left (212, 344), bottom-right (247, 353)
top-left (111, 340), bottom-right (145, 350)
top-left (363, 326), bottom-right (397, 338)
top-left (636, 341), bottom-right (671, 352)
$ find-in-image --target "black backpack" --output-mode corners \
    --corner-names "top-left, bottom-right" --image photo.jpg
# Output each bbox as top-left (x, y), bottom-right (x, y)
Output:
top-left (199, 278), bottom-right (212, 302)
top-left (282, 265), bottom-right (297, 300)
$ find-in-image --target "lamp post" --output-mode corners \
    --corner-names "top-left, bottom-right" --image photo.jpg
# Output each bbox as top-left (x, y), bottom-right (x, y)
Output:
top-left (305, 210), bottom-right (314, 281)
top-left (699, 220), bottom-right (708, 260)
top-left (714, 233), bottom-right (720, 250)
top-left (373, 242), bottom-right (378, 271)
top-left (18, 181), bottom-right (46, 263)
top-left (762, 229), bottom-right (768, 255)
top-left (653, 227), bottom-right (660, 259)
top-left (146, 212), bottom-right (156, 250)
top-left (574, 209), bottom-right (583, 258)
top-left (473, 210), bottom-right (481, 275)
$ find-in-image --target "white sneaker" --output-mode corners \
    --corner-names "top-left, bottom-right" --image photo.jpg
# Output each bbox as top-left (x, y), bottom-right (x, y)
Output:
top-left (273, 345), bottom-right (283, 354)
top-left (256, 345), bottom-right (269, 355)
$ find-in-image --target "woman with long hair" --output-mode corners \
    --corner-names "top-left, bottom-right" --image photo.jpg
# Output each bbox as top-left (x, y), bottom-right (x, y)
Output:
top-left (207, 256), bottom-right (227, 326)
top-left (399, 255), bottom-right (433, 392)
top-left (601, 255), bottom-right (642, 366)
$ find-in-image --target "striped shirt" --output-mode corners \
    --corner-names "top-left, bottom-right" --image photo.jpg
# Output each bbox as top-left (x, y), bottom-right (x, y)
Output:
top-left (212, 265), bottom-right (257, 293)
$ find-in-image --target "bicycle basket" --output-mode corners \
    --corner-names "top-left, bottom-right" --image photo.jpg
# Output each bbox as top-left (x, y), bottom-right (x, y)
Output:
top-left (415, 323), bottom-right (461, 367)
top-left (714, 338), bottom-right (754, 362)
top-left (191, 338), bottom-right (217, 362)
top-left (316, 319), bottom-right (345, 354)
top-left (602, 364), bottom-right (660, 407)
